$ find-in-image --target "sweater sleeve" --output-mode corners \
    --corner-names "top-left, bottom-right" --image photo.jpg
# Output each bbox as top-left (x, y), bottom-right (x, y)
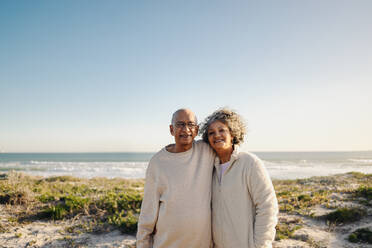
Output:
top-left (248, 158), bottom-right (278, 248)
top-left (136, 162), bottom-right (161, 248)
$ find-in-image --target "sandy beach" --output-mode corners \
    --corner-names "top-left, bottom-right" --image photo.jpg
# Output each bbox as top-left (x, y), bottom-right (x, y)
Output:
top-left (0, 172), bottom-right (371, 248)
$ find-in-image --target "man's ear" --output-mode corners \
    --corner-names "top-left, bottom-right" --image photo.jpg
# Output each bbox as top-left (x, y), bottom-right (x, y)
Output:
top-left (195, 125), bottom-right (199, 135)
top-left (170, 124), bottom-right (175, 136)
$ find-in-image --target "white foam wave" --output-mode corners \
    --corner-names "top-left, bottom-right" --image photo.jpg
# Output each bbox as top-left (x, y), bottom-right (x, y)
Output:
top-left (262, 159), bottom-right (372, 179)
top-left (1, 157), bottom-right (372, 180)
top-left (348, 158), bottom-right (372, 163)
top-left (0, 161), bottom-right (149, 179)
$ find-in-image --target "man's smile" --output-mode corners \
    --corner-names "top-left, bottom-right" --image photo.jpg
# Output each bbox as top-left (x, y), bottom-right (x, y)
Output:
top-left (180, 134), bottom-right (192, 138)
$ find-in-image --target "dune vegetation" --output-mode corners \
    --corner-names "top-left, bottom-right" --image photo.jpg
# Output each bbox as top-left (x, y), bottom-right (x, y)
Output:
top-left (1, 171), bottom-right (371, 247)
top-left (0, 172), bottom-right (143, 236)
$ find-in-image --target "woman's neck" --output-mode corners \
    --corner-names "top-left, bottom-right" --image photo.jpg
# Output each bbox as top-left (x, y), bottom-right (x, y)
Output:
top-left (216, 146), bottom-right (233, 164)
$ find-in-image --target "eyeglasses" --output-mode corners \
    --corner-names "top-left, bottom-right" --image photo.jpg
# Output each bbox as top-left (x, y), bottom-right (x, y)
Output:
top-left (175, 122), bottom-right (198, 129)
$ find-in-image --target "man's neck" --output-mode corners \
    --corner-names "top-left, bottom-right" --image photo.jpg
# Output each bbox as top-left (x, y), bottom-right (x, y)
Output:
top-left (166, 143), bottom-right (193, 153)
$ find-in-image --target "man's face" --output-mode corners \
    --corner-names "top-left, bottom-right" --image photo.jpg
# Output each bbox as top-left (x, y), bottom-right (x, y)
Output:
top-left (170, 110), bottom-right (199, 146)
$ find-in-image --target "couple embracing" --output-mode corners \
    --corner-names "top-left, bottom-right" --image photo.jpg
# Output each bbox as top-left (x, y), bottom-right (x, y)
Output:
top-left (136, 108), bottom-right (278, 248)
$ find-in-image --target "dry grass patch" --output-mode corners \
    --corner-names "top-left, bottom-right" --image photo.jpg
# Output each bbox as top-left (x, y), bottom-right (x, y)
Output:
top-left (0, 172), bottom-right (144, 234)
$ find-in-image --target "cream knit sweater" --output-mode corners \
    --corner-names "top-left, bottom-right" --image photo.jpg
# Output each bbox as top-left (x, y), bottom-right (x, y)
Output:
top-left (136, 140), bottom-right (215, 248)
top-left (212, 147), bottom-right (278, 248)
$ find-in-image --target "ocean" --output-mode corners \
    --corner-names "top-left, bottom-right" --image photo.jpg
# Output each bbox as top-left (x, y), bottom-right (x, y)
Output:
top-left (1, 151), bottom-right (372, 180)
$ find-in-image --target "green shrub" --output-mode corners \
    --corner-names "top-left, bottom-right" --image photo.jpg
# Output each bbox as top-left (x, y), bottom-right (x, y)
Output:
top-left (41, 196), bottom-right (90, 220)
top-left (38, 194), bottom-right (56, 203)
top-left (298, 194), bottom-right (311, 202)
top-left (279, 204), bottom-right (295, 212)
top-left (108, 210), bottom-right (138, 234)
top-left (348, 233), bottom-right (358, 243)
top-left (275, 223), bottom-right (302, 240)
top-left (348, 228), bottom-right (372, 244)
top-left (277, 191), bottom-right (291, 197)
top-left (348, 172), bottom-right (366, 179)
top-left (63, 195), bottom-right (90, 212)
top-left (325, 208), bottom-right (366, 224)
top-left (43, 205), bottom-right (68, 220)
top-left (44, 176), bottom-right (80, 182)
top-left (100, 191), bottom-right (142, 214)
top-left (354, 186), bottom-right (372, 201)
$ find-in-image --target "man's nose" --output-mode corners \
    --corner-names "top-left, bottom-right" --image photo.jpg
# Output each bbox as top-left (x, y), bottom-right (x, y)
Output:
top-left (181, 125), bottom-right (191, 131)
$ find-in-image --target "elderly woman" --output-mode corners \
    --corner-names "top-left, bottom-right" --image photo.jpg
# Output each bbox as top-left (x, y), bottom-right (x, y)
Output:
top-left (200, 108), bottom-right (278, 248)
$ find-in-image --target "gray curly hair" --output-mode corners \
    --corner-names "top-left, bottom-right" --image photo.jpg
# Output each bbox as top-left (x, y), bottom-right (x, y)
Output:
top-left (199, 108), bottom-right (246, 145)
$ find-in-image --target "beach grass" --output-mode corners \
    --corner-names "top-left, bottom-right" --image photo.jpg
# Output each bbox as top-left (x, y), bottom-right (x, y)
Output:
top-left (0, 172), bottom-right (144, 235)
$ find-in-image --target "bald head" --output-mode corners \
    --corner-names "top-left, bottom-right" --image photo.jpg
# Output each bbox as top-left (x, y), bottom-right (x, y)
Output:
top-left (171, 108), bottom-right (198, 126)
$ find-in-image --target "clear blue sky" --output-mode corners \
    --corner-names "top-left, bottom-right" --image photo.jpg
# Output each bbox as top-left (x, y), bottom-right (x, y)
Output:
top-left (1, 1), bottom-right (371, 152)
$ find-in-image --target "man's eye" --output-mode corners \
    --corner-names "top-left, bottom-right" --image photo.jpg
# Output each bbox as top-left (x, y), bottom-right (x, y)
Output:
top-left (208, 132), bottom-right (214, 136)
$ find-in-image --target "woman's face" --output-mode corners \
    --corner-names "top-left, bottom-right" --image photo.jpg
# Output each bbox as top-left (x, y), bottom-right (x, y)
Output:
top-left (207, 120), bottom-right (233, 152)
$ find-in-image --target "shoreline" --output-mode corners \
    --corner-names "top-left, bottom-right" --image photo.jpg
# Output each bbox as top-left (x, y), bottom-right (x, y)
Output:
top-left (2, 168), bottom-right (372, 181)
top-left (0, 172), bottom-right (371, 247)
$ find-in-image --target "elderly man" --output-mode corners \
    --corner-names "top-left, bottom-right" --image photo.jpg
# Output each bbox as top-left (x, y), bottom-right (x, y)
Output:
top-left (136, 109), bottom-right (215, 248)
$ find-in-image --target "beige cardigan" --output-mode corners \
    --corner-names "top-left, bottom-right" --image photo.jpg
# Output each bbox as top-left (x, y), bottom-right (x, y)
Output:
top-left (212, 147), bottom-right (278, 248)
top-left (136, 140), bottom-right (215, 248)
